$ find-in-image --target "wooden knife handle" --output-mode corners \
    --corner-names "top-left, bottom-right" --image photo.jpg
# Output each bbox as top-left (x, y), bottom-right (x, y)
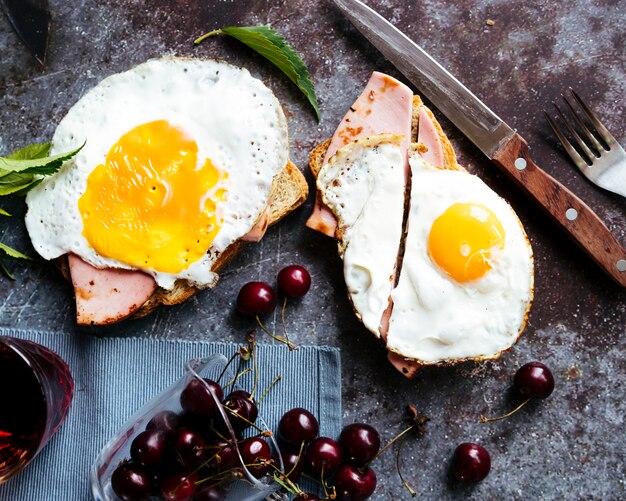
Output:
top-left (492, 133), bottom-right (626, 288)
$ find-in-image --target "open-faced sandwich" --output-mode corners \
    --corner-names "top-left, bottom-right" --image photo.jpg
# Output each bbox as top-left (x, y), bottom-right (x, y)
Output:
top-left (25, 57), bottom-right (308, 325)
top-left (307, 72), bottom-right (534, 377)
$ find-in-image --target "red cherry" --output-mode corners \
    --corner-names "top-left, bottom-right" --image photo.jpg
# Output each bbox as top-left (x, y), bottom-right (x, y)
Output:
top-left (339, 423), bottom-right (380, 466)
top-left (130, 430), bottom-right (168, 470)
top-left (172, 428), bottom-right (206, 467)
top-left (239, 437), bottom-right (272, 478)
top-left (334, 463), bottom-right (377, 500)
top-left (111, 462), bottom-right (153, 501)
top-left (305, 437), bottom-right (343, 477)
top-left (236, 282), bottom-right (277, 316)
top-left (277, 265), bottom-right (311, 297)
top-left (452, 443), bottom-right (491, 483)
top-left (514, 362), bottom-right (555, 398)
top-left (180, 378), bottom-right (223, 418)
top-left (161, 473), bottom-right (197, 501)
top-left (280, 447), bottom-right (305, 482)
top-left (278, 407), bottom-right (319, 446)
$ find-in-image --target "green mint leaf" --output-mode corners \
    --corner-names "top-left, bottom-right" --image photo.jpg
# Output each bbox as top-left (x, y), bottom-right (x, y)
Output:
top-left (0, 142), bottom-right (84, 175)
top-left (0, 242), bottom-right (32, 261)
top-left (0, 171), bottom-right (37, 196)
top-left (0, 208), bottom-right (10, 216)
top-left (195, 26), bottom-right (320, 121)
top-left (6, 142), bottom-right (51, 161)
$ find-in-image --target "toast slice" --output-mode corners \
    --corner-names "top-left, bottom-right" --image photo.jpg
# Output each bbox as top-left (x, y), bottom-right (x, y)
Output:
top-left (58, 159), bottom-right (308, 323)
top-left (309, 91), bottom-right (532, 378)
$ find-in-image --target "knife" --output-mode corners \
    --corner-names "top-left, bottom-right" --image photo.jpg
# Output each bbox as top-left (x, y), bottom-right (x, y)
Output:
top-left (1, 0), bottom-right (50, 66)
top-left (333, 0), bottom-right (626, 287)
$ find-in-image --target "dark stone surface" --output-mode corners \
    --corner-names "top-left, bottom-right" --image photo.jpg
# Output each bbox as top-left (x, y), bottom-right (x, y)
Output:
top-left (1, 0), bottom-right (625, 499)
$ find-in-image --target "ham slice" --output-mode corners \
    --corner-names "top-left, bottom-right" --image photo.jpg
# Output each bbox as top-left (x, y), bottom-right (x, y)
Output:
top-left (241, 203), bottom-right (272, 242)
top-left (68, 254), bottom-right (156, 325)
top-left (417, 108), bottom-right (445, 168)
top-left (306, 72), bottom-right (413, 236)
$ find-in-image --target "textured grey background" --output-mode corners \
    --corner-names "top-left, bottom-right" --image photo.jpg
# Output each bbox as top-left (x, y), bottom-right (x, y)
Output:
top-left (1, 0), bottom-right (625, 499)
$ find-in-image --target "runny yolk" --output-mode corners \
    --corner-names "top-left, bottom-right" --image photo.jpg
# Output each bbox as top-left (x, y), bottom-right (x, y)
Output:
top-left (78, 120), bottom-right (227, 274)
top-left (428, 202), bottom-right (505, 282)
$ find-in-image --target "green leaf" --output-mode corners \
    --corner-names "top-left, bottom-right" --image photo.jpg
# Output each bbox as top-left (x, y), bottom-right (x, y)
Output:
top-left (6, 142), bottom-right (51, 161)
top-left (0, 141), bottom-right (84, 175)
top-left (0, 242), bottom-right (32, 261)
top-left (0, 208), bottom-right (10, 216)
top-left (0, 171), bottom-right (37, 195)
top-left (195, 26), bottom-right (320, 121)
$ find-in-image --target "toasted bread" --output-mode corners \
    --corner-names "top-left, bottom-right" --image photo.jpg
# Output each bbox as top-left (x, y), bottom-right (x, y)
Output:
top-left (57, 159), bottom-right (308, 321)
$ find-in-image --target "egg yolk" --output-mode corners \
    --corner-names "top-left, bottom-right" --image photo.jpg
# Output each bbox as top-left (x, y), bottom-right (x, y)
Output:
top-left (78, 120), bottom-right (227, 274)
top-left (428, 202), bottom-right (505, 282)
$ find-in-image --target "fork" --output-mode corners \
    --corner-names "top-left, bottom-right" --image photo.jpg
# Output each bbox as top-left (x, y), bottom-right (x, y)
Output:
top-left (544, 88), bottom-right (626, 199)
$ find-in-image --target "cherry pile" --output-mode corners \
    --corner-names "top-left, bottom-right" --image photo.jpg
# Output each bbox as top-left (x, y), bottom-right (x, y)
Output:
top-left (275, 409), bottom-right (380, 501)
top-left (111, 377), bottom-right (273, 501)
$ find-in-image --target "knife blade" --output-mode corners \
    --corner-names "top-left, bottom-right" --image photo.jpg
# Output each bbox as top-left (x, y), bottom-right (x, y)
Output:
top-left (1, 0), bottom-right (50, 66)
top-left (333, 0), bottom-right (626, 287)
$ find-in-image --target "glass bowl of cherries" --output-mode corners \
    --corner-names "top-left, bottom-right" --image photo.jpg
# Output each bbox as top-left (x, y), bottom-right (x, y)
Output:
top-left (91, 354), bottom-right (285, 501)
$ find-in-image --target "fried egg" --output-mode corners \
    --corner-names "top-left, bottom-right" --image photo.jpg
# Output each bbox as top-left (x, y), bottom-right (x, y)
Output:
top-left (25, 58), bottom-right (289, 289)
top-left (317, 134), bottom-right (406, 335)
top-left (386, 152), bottom-right (534, 364)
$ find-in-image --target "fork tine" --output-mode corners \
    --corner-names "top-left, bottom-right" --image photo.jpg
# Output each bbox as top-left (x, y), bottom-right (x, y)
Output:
top-left (543, 110), bottom-right (590, 173)
top-left (561, 93), bottom-right (604, 154)
top-left (552, 102), bottom-right (596, 163)
top-left (569, 88), bottom-right (618, 147)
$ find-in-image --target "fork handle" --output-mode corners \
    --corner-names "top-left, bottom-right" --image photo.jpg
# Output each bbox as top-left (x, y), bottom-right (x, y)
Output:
top-left (493, 133), bottom-right (626, 288)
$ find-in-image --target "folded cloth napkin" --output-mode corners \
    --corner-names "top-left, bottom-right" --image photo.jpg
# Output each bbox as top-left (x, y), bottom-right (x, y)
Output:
top-left (0, 327), bottom-right (342, 501)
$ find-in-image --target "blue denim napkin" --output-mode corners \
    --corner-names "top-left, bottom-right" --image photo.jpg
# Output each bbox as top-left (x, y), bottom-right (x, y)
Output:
top-left (0, 327), bottom-right (342, 501)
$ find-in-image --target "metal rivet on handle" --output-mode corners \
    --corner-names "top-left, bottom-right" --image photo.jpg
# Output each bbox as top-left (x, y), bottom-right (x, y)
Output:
top-left (565, 208), bottom-right (578, 221)
top-left (617, 260), bottom-right (626, 272)
top-left (514, 157), bottom-right (527, 170)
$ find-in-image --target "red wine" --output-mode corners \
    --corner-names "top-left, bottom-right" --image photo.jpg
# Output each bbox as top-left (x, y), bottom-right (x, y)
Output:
top-left (0, 338), bottom-right (73, 482)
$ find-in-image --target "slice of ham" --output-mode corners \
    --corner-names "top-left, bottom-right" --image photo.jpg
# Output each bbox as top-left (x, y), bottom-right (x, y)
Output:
top-left (306, 72), bottom-right (413, 236)
top-left (417, 108), bottom-right (445, 168)
top-left (68, 254), bottom-right (156, 325)
top-left (241, 202), bottom-right (272, 242)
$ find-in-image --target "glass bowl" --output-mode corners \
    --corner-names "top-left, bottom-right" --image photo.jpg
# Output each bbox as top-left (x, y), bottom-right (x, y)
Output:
top-left (91, 354), bottom-right (285, 500)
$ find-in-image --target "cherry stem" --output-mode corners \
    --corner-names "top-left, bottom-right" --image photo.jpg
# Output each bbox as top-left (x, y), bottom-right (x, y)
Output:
top-left (216, 350), bottom-right (241, 385)
top-left (225, 367), bottom-right (252, 388)
top-left (222, 404), bottom-right (267, 433)
top-left (193, 29), bottom-right (223, 45)
top-left (257, 375), bottom-right (282, 406)
top-left (366, 423), bottom-right (416, 467)
top-left (249, 337), bottom-right (259, 400)
top-left (281, 297), bottom-right (296, 351)
top-left (396, 434), bottom-right (417, 497)
top-left (266, 454), bottom-right (304, 496)
top-left (255, 315), bottom-right (296, 350)
top-left (480, 397), bottom-right (532, 423)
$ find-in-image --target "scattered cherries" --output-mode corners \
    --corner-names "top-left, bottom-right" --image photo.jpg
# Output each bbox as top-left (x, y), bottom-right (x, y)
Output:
top-left (235, 265), bottom-right (312, 350)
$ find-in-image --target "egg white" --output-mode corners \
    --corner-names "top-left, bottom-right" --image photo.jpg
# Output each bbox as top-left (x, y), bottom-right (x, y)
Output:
top-left (317, 134), bottom-right (406, 335)
top-left (386, 154), bottom-right (534, 363)
top-left (25, 57), bottom-right (289, 289)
